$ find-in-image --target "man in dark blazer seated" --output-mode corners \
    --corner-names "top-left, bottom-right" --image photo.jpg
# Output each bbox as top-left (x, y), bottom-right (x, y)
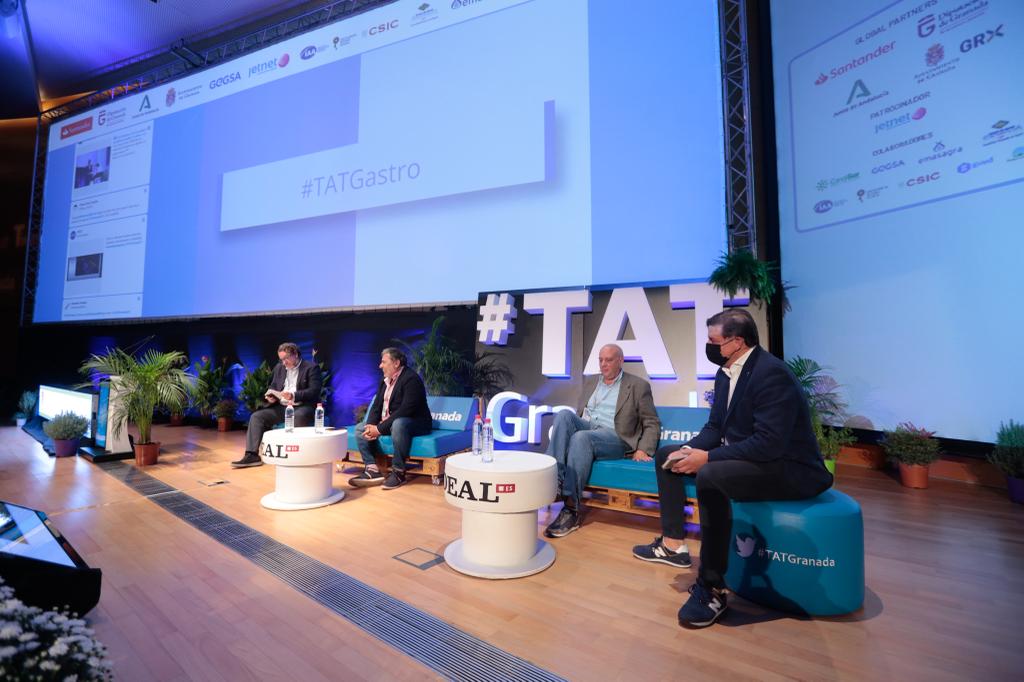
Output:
top-left (349, 347), bottom-right (433, 490)
top-left (544, 343), bottom-right (661, 538)
top-left (632, 309), bottom-right (832, 628)
top-left (231, 342), bottom-right (323, 469)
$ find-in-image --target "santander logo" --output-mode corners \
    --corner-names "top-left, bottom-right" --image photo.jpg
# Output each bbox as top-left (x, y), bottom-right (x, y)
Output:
top-left (815, 73), bottom-right (828, 85)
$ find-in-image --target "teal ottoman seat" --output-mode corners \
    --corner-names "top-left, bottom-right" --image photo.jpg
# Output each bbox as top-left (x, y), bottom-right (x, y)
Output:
top-left (725, 488), bottom-right (865, 616)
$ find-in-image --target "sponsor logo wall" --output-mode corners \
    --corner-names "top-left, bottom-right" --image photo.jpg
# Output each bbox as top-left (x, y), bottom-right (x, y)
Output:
top-left (786, 0), bottom-right (1024, 232)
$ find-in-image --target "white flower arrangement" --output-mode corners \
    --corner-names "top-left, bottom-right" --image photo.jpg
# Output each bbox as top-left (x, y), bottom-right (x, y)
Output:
top-left (0, 578), bottom-right (112, 681)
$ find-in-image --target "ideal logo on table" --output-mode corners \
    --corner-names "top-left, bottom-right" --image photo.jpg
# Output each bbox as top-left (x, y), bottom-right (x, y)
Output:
top-left (263, 443), bottom-right (300, 458)
top-left (444, 476), bottom-right (515, 502)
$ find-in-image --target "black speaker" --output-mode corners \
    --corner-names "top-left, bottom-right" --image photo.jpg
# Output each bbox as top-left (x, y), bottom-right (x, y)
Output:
top-left (0, 501), bottom-right (102, 616)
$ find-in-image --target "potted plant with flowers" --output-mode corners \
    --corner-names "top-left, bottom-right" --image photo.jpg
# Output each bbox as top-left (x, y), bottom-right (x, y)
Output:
top-left (881, 422), bottom-right (941, 489)
top-left (988, 420), bottom-right (1024, 504)
top-left (42, 411), bottom-right (89, 457)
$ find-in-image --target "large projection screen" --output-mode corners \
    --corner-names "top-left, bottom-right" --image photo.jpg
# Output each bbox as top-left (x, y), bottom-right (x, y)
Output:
top-left (32, 0), bottom-right (726, 323)
top-left (771, 0), bottom-right (1024, 442)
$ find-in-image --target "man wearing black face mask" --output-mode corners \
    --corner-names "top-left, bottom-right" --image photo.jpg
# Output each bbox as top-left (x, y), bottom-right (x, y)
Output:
top-left (632, 308), bottom-right (832, 628)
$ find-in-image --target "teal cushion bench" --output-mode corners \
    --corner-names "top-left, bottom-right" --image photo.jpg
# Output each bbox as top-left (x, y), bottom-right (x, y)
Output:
top-left (583, 406), bottom-right (709, 523)
top-left (344, 396), bottom-right (477, 483)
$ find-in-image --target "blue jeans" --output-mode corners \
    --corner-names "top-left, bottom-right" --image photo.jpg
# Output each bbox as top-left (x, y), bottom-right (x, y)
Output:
top-left (546, 410), bottom-right (628, 506)
top-left (356, 418), bottom-right (432, 471)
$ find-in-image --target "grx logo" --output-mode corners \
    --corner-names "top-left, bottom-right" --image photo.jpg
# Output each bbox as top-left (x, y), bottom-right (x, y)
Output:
top-left (961, 25), bottom-right (1004, 53)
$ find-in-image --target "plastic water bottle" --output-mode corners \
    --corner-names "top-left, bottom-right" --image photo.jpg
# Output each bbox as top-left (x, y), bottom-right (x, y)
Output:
top-left (285, 404), bottom-right (295, 432)
top-left (472, 415), bottom-right (483, 456)
top-left (481, 417), bottom-right (494, 463)
top-left (315, 403), bottom-right (325, 433)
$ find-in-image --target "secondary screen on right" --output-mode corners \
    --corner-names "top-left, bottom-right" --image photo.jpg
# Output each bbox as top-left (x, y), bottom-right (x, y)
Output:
top-left (771, 0), bottom-right (1024, 442)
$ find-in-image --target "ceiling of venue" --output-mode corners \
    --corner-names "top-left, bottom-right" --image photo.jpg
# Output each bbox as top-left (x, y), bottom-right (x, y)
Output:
top-left (0, 0), bottom-right (392, 119)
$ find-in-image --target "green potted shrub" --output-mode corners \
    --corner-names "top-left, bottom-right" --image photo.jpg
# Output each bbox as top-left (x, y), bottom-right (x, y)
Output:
top-left (192, 356), bottom-right (228, 424)
top-left (988, 420), bottom-right (1024, 504)
top-left (881, 422), bottom-right (941, 489)
top-left (813, 417), bottom-right (855, 478)
top-left (708, 250), bottom-right (778, 308)
top-left (42, 411), bottom-right (89, 457)
top-left (214, 398), bottom-right (238, 432)
top-left (79, 348), bottom-right (192, 466)
top-left (14, 390), bottom-right (37, 427)
top-left (239, 360), bottom-right (274, 413)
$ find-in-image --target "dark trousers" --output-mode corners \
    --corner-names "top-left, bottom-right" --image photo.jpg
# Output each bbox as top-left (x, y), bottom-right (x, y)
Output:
top-left (245, 404), bottom-right (315, 453)
top-left (654, 445), bottom-right (833, 589)
top-left (356, 417), bottom-right (432, 471)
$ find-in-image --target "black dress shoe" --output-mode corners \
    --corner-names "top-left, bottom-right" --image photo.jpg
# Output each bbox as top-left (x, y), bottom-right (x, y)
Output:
top-left (231, 451), bottom-right (263, 468)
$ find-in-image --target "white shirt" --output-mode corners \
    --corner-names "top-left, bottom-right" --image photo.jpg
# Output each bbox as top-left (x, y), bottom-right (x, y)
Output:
top-left (284, 361), bottom-right (301, 405)
top-left (721, 346), bottom-right (755, 409)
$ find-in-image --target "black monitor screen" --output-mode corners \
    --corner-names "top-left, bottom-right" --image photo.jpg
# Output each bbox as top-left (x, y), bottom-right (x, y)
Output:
top-left (0, 502), bottom-right (84, 568)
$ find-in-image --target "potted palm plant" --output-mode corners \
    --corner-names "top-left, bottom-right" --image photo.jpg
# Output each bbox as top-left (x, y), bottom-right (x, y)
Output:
top-left (214, 398), bottom-right (238, 432)
top-left (43, 411), bottom-right (89, 457)
top-left (881, 422), bottom-right (941, 489)
top-left (787, 356), bottom-right (856, 478)
top-left (394, 316), bottom-right (473, 396)
top-left (988, 420), bottom-right (1024, 504)
top-left (708, 250), bottom-right (779, 308)
top-left (192, 356), bottom-right (228, 424)
top-left (80, 348), bottom-right (192, 466)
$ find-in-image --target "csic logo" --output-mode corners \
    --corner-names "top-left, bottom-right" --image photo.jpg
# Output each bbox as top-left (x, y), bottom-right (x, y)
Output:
top-left (165, 87), bottom-right (176, 107)
top-left (846, 79), bottom-right (870, 104)
top-left (301, 45), bottom-right (317, 59)
top-left (961, 25), bottom-right (1004, 53)
top-left (872, 159), bottom-right (906, 174)
top-left (365, 19), bottom-right (399, 36)
top-left (210, 71), bottom-right (241, 89)
top-left (735, 535), bottom-right (756, 558)
top-left (925, 43), bottom-right (944, 66)
top-left (905, 171), bottom-right (940, 187)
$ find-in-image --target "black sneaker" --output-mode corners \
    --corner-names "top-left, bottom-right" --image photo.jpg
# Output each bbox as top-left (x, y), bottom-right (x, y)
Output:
top-left (381, 469), bottom-right (406, 490)
top-left (544, 506), bottom-right (582, 538)
top-left (349, 467), bottom-right (385, 488)
top-left (678, 580), bottom-right (728, 628)
top-left (632, 536), bottom-right (692, 568)
top-left (231, 451), bottom-right (262, 469)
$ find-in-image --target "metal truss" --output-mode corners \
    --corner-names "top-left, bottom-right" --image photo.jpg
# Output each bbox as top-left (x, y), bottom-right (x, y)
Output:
top-left (21, 0), bottom-right (396, 324)
top-left (718, 0), bottom-right (757, 255)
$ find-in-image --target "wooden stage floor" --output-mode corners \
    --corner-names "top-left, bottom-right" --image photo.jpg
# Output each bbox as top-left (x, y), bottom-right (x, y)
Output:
top-left (1, 424), bottom-right (1021, 681)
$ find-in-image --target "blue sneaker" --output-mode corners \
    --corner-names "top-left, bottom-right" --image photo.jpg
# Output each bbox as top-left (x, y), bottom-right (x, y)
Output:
top-left (678, 581), bottom-right (728, 628)
top-left (632, 536), bottom-right (692, 568)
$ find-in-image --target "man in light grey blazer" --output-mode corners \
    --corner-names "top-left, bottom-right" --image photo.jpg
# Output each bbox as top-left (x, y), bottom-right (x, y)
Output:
top-left (544, 343), bottom-right (661, 538)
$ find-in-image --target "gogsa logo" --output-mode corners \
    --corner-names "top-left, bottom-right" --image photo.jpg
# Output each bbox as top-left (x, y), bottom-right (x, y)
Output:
top-left (872, 159), bottom-right (906, 174)
top-left (210, 72), bottom-right (241, 89)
